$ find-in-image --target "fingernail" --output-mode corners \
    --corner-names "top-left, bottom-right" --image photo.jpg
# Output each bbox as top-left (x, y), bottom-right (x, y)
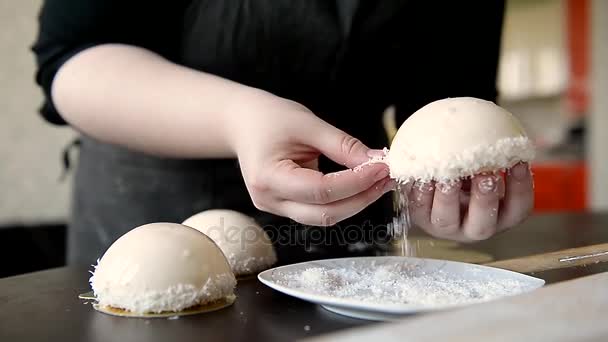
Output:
top-left (511, 162), bottom-right (528, 181)
top-left (375, 168), bottom-right (390, 181)
top-left (367, 149), bottom-right (387, 158)
top-left (436, 182), bottom-right (459, 194)
top-left (478, 176), bottom-right (499, 194)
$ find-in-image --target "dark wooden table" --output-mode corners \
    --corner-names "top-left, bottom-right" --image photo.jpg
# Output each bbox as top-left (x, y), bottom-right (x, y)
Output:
top-left (2, 213), bottom-right (608, 342)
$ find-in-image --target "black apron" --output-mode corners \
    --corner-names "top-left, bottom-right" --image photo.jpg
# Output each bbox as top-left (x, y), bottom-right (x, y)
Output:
top-left (68, 136), bottom-right (392, 265)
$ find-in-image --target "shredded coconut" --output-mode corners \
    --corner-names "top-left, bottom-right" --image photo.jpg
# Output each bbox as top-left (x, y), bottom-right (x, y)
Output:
top-left (275, 262), bottom-right (531, 308)
top-left (389, 136), bottom-right (535, 183)
top-left (353, 148), bottom-right (389, 172)
top-left (91, 272), bottom-right (236, 314)
top-left (228, 253), bottom-right (277, 276)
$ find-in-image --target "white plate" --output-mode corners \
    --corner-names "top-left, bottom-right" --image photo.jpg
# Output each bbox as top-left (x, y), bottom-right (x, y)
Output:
top-left (258, 256), bottom-right (545, 321)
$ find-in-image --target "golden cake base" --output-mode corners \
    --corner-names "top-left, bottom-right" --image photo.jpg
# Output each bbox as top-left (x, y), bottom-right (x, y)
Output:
top-left (79, 292), bottom-right (235, 318)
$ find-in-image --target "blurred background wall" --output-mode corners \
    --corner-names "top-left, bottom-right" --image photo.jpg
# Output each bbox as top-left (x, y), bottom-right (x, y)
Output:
top-left (0, 0), bottom-right (74, 276)
top-left (590, 0), bottom-right (608, 210)
top-left (498, 0), bottom-right (589, 213)
top-left (0, 0), bottom-right (75, 225)
top-left (0, 0), bottom-right (605, 276)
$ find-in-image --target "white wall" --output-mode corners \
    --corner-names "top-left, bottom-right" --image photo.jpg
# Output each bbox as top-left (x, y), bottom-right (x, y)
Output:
top-left (498, 0), bottom-right (570, 150)
top-left (0, 0), bottom-right (75, 224)
top-left (590, 0), bottom-right (608, 210)
top-left (498, 0), bottom-right (568, 101)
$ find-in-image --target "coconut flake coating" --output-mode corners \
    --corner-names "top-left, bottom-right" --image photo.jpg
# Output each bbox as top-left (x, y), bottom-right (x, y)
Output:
top-left (388, 97), bottom-right (535, 183)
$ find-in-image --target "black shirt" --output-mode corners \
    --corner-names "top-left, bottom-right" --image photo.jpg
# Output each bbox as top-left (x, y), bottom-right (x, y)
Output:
top-left (33, 0), bottom-right (504, 148)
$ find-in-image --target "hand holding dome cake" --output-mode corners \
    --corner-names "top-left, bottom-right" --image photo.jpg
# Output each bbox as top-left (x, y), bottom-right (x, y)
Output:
top-left (386, 97), bottom-right (535, 242)
top-left (388, 97), bottom-right (535, 183)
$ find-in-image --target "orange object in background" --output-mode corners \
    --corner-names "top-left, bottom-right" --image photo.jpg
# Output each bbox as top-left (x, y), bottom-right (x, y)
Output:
top-left (530, 161), bottom-right (587, 212)
top-left (566, 0), bottom-right (589, 115)
top-left (529, 1), bottom-right (589, 213)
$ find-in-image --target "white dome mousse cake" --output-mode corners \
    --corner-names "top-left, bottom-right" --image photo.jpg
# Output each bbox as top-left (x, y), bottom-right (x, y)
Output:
top-left (183, 209), bottom-right (277, 277)
top-left (388, 97), bottom-right (535, 183)
top-left (90, 223), bottom-right (236, 316)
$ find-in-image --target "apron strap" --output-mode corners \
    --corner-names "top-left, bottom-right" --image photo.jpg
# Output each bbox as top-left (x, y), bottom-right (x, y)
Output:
top-left (59, 138), bottom-right (81, 182)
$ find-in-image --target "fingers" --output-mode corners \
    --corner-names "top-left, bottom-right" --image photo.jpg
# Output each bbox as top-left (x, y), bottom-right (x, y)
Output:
top-left (461, 174), bottom-right (504, 240)
top-left (429, 181), bottom-right (463, 236)
top-left (279, 178), bottom-right (396, 226)
top-left (409, 182), bottom-right (435, 229)
top-left (309, 121), bottom-right (378, 168)
top-left (271, 159), bottom-right (390, 204)
top-left (243, 117), bottom-right (391, 225)
top-left (399, 165), bottom-right (530, 242)
top-left (498, 162), bottom-right (534, 230)
top-left (411, 181), bottom-right (467, 241)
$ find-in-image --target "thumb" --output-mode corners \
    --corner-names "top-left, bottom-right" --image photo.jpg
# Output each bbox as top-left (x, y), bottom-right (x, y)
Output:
top-left (308, 121), bottom-right (380, 169)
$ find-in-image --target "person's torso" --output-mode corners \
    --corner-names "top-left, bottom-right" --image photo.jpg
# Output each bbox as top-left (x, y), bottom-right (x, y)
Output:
top-left (176, 0), bottom-right (503, 147)
top-left (67, 0), bottom-right (504, 264)
top-left (177, 0), bottom-right (412, 147)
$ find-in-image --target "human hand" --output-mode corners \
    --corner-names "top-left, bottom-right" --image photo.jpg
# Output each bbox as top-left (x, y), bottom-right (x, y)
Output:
top-left (405, 163), bottom-right (534, 241)
top-left (227, 91), bottom-right (394, 226)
